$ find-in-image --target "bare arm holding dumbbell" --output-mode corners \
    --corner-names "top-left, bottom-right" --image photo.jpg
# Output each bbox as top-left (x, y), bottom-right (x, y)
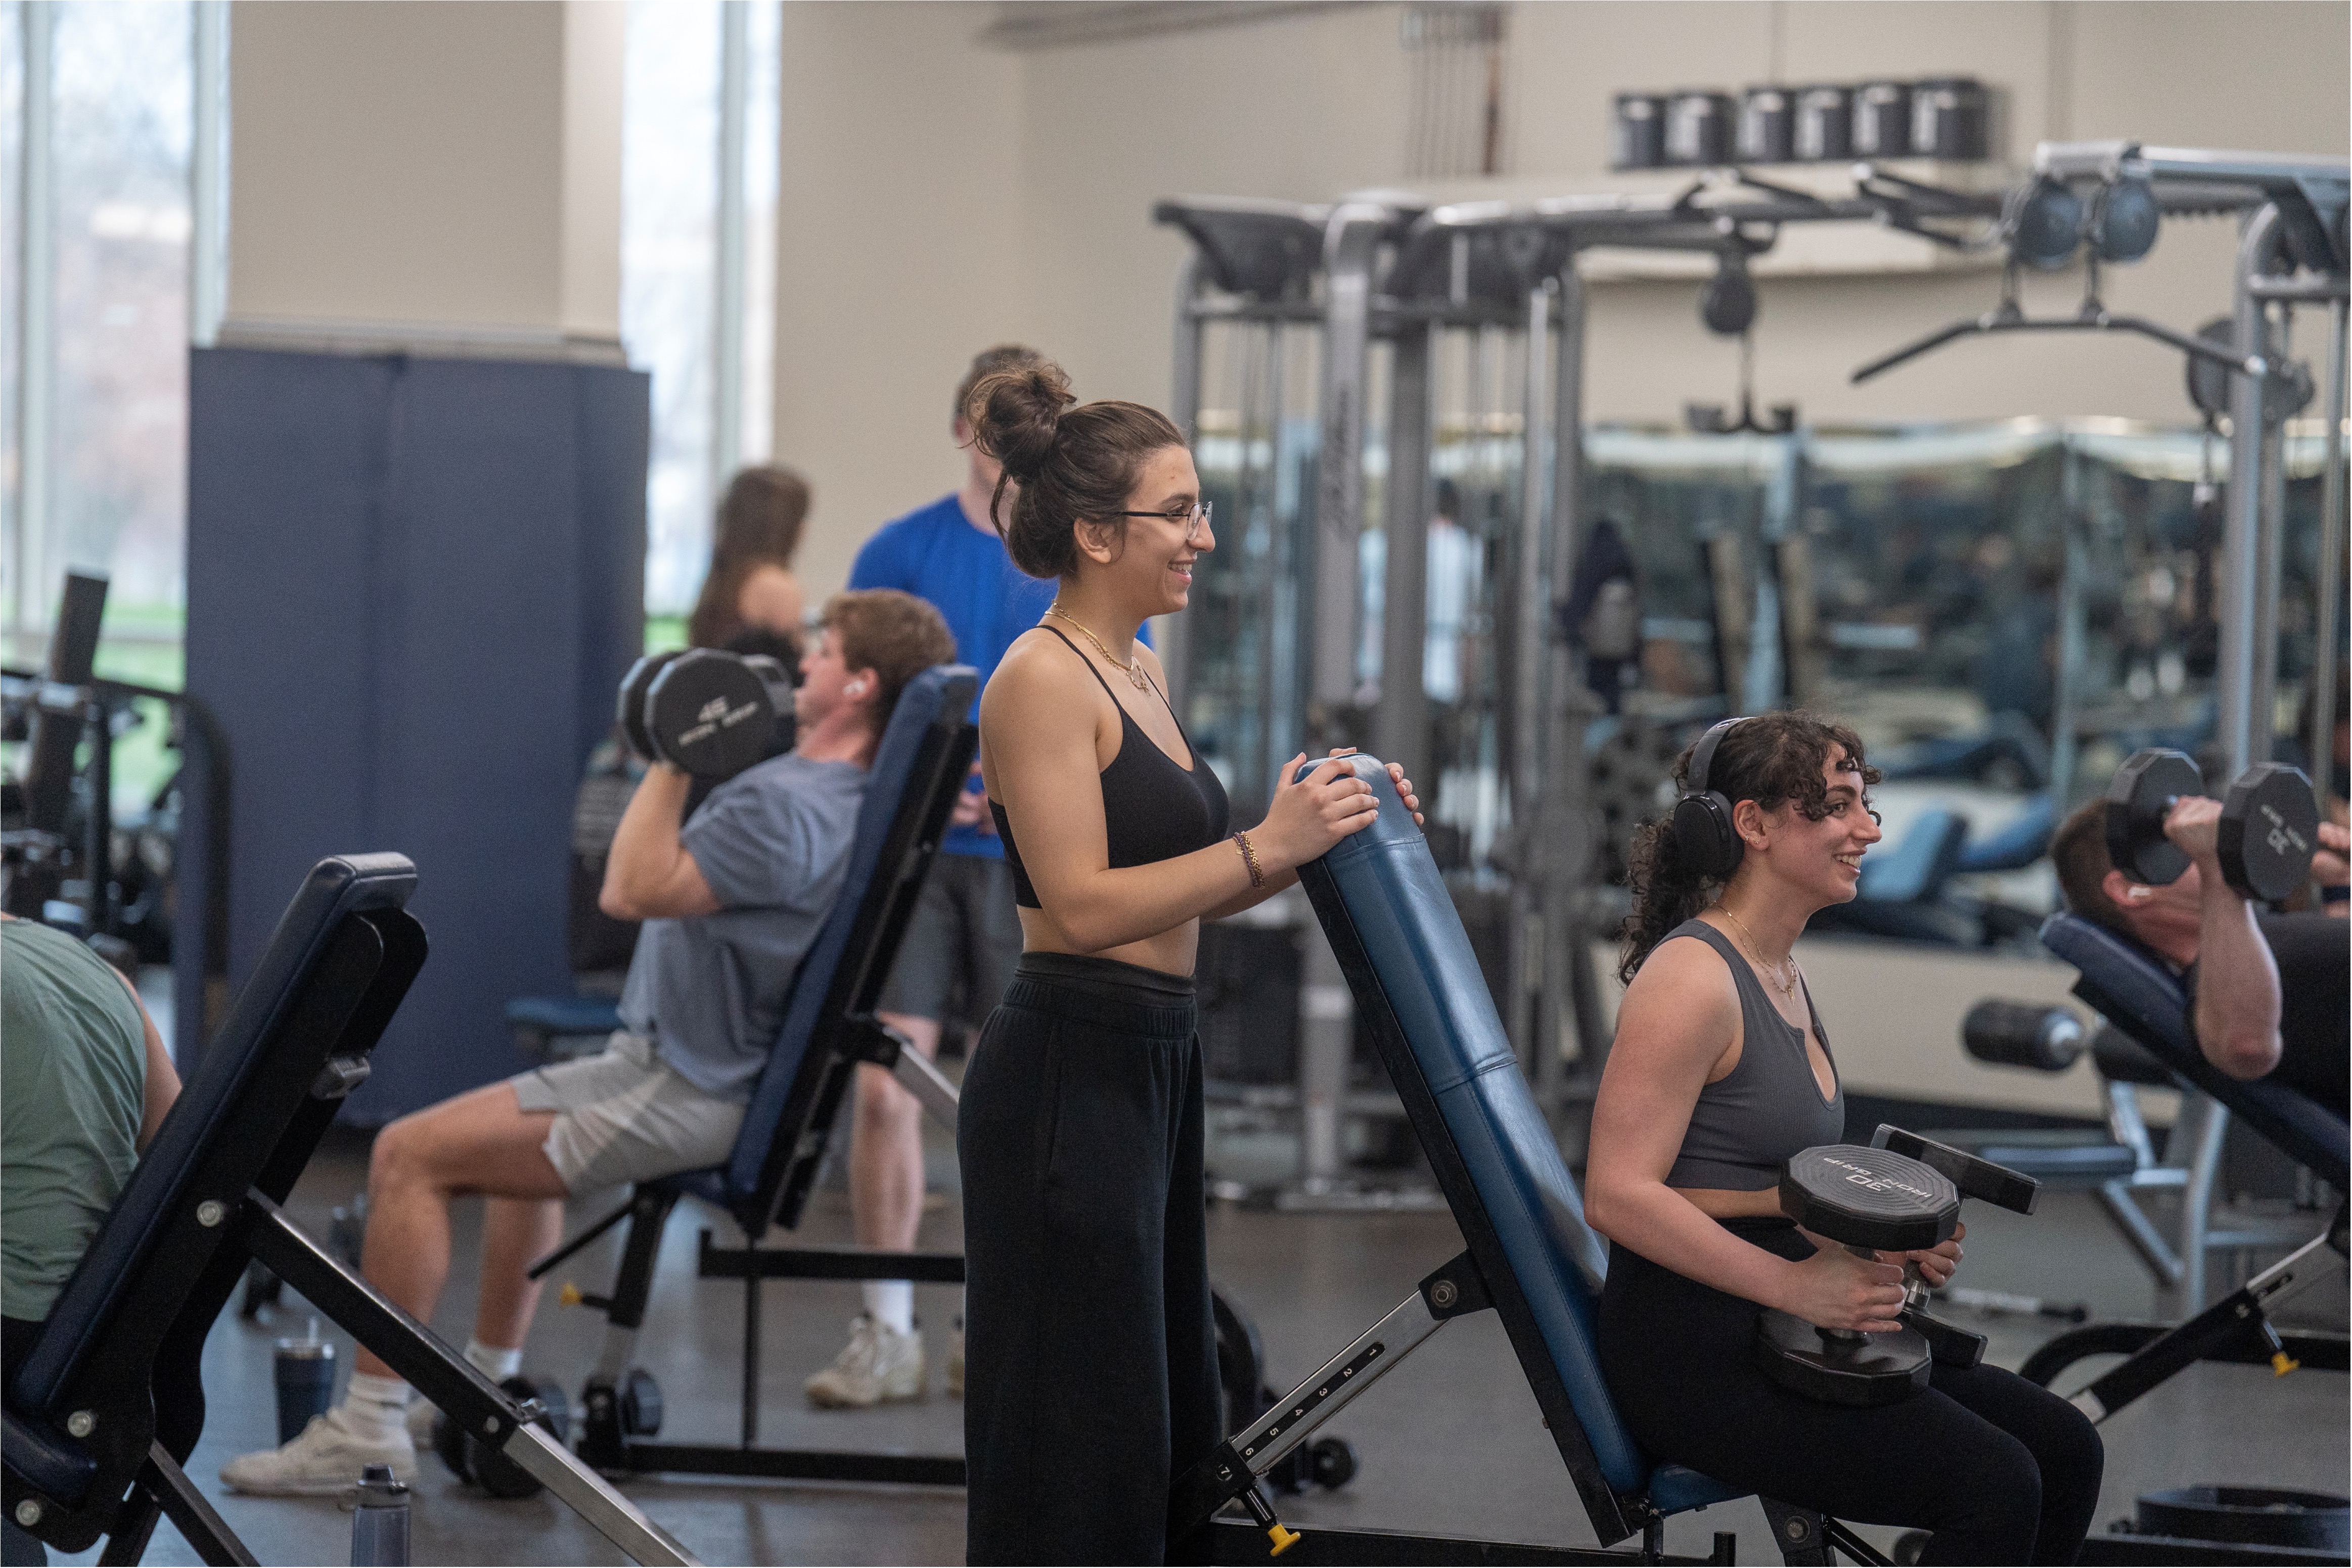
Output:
top-left (601, 764), bottom-right (719, 920)
top-left (2161, 797), bottom-right (2283, 1080)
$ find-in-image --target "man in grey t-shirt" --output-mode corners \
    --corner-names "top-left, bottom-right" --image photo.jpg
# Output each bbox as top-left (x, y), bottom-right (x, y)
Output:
top-left (223, 590), bottom-right (957, 1495)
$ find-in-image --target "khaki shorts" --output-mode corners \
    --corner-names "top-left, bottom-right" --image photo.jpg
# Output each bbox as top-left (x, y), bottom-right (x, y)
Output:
top-left (509, 1032), bottom-right (745, 1195)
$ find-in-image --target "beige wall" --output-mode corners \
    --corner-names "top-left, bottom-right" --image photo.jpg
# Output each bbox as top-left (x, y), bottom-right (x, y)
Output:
top-left (776, 0), bottom-right (2349, 597)
top-left (772, 3), bottom-right (1026, 601)
top-left (228, 0), bottom-right (623, 344)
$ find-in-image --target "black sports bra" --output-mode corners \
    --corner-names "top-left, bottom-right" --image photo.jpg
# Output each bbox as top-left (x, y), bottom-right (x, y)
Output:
top-left (989, 626), bottom-right (1232, 910)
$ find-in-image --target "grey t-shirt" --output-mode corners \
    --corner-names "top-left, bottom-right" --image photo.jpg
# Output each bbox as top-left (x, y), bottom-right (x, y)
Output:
top-left (618, 752), bottom-right (866, 1099)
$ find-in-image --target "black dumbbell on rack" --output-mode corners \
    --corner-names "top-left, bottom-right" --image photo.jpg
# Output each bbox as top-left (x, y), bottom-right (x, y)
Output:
top-left (2104, 748), bottom-right (2320, 904)
top-left (1754, 1128), bottom-right (2039, 1407)
top-left (615, 649), bottom-right (797, 781)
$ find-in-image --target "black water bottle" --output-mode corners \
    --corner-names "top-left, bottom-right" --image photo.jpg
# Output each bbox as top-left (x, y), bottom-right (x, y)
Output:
top-left (273, 1320), bottom-right (336, 1444)
top-left (349, 1463), bottom-right (411, 1566)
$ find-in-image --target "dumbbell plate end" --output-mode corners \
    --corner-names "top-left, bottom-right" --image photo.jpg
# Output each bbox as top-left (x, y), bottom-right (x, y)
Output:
top-left (2104, 749), bottom-right (2200, 889)
top-left (2218, 763), bottom-right (2320, 904)
top-left (1778, 1145), bottom-right (1960, 1254)
top-left (1756, 1310), bottom-right (1933, 1406)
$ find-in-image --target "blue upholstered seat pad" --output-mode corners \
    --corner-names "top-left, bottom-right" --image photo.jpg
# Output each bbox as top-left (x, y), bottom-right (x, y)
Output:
top-left (2040, 913), bottom-right (2347, 1190)
top-left (1314, 758), bottom-right (1735, 1512)
top-left (11, 855), bottom-right (419, 1419)
top-left (1858, 808), bottom-right (1968, 903)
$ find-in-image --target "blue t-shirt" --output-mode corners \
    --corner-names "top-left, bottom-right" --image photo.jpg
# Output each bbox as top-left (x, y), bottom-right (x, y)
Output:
top-left (849, 495), bottom-right (1055, 859)
top-left (618, 752), bottom-right (866, 1099)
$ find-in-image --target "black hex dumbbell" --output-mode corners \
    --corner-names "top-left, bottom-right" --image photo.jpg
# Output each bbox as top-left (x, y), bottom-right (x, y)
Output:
top-left (1755, 1143), bottom-right (1957, 1407)
top-left (1867, 1126), bottom-right (2039, 1373)
top-left (2104, 748), bottom-right (2320, 903)
top-left (614, 649), bottom-right (796, 781)
top-left (1754, 1132), bottom-right (2041, 1405)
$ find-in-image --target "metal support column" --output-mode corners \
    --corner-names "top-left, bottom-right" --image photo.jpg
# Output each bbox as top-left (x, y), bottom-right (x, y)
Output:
top-left (2221, 204), bottom-right (2285, 773)
top-left (1545, 265), bottom-right (1607, 1115)
top-left (711, 0), bottom-right (751, 484)
top-left (1376, 322), bottom-right (1434, 792)
top-left (2050, 447), bottom-right (2090, 807)
top-left (190, 2), bottom-right (231, 350)
top-left (1164, 254), bottom-right (1205, 712)
top-left (11, 0), bottom-right (56, 645)
top-left (1505, 279), bottom-right (1553, 1075)
top-left (1295, 205), bottom-right (1386, 1193)
top-left (2309, 298), bottom-right (2347, 810)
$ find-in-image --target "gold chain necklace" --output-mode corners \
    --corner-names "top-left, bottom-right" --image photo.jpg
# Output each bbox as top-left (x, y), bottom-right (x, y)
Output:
top-left (1719, 905), bottom-right (1802, 1006)
top-left (1047, 604), bottom-right (1148, 690)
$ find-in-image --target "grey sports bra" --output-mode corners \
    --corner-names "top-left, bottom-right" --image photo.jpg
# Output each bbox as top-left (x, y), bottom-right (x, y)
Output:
top-left (1662, 918), bottom-right (1844, 1191)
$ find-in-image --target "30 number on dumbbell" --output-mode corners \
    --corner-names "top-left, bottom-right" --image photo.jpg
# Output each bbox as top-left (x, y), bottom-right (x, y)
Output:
top-left (1755, 1129), bottom-right (2040, 1407)
top-left (616, 649), bottom-right (797, 780)
top-left (2104, 749), bottom-right (2319, 904)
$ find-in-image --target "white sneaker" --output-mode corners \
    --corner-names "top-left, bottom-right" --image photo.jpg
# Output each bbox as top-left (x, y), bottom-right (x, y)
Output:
top-left (805, 1314), bottom-right (924, 1409)
top-left (947, 1320), bottom-right (964, 1401)
top-left (220, 1410), bottom-right (418, 1497)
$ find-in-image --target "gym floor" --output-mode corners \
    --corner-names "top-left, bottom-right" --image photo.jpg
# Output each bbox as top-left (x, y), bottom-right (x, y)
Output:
top-left (60, 1105), bottom-right (2347, 1567)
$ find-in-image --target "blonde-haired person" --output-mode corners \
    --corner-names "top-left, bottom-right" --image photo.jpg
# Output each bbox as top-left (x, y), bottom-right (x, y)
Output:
top-left (959, 359), bottom-right (1421, 1564)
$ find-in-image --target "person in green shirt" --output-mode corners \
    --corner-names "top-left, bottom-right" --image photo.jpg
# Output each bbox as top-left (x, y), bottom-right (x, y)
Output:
top-left (1, 913), bottom-right (180, 1385)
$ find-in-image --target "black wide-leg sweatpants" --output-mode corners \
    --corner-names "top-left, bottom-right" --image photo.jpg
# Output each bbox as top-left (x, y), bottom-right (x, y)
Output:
top-left (1598, 1218), bottom-right (2103, 1565)
top-left (958, 952), bottom-right (1221, 1566)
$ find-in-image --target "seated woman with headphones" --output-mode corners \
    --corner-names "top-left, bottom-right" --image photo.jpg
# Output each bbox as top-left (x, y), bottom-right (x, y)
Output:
top-left (1585, 713), bottom-right (2103, 1567)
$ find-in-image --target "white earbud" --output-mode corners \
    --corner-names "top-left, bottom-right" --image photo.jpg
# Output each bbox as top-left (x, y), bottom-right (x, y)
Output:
top-left (847, 679), bottom-right (868, 697)
top-left (2127, 885), bottom-right (2152, 900)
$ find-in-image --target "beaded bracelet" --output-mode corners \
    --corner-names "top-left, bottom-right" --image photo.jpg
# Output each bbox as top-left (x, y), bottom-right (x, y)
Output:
top-left (1231, 831), bottom-right (1264, 888)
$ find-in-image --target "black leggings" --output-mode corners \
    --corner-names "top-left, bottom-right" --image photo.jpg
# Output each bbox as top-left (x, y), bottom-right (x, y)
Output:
top-left (958, 953), bottom-right (1220, 1565)
top-left (1598, 1220), bottom-right (2103, 1566)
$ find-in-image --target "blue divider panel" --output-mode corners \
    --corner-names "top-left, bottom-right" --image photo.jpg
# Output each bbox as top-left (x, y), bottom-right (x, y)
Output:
top-left (188, 347), bottom-right (648, 1120)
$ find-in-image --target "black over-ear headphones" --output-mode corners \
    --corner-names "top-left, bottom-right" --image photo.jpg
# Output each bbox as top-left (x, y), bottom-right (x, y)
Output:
top-left (1670, 717), bottom-right (1747, 879)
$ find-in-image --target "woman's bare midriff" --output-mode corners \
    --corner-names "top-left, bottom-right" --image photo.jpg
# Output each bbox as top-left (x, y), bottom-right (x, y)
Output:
top-left (1015, 907), bottom-right (1200, 980)
top-left (1671, 1185), bottom-right (1790, 1222)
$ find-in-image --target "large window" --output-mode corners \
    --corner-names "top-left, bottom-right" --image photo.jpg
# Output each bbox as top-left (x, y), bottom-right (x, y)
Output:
top-left (3, 0), bottom-right (201, 688)
top-left (621, 0), bottom-right (780, 638)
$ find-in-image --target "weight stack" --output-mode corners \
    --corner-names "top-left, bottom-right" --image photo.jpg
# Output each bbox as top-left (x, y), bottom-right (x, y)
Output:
top-left (187, 346), bottom-right (649, 1120)
top-left (1196, 923), bottom-right (1302, 1086)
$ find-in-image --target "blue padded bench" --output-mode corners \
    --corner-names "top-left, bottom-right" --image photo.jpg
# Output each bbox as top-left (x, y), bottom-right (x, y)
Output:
top-left (2040, 913), bottom-right (2347, 1192)
top-left (1, 856), bottom-right (693, 1566)
top-left (522, 662), bottom-right (981, 1487)
top-left (1180, 758), bottom-right (1861, 1566)
top-left (2015, 914), bottom-right (2349, 1432)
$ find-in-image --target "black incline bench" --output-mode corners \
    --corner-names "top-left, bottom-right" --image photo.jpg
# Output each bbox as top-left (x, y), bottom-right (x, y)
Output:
top-left (2019, 914), bottom-right (2347, 1428)
top-left (2, 854), bottom-right (696, 1566)
top-left (1176, 757), bottom-right (1874, 1567)
top-left (526, 662), bottom-right (983, 1485)
top-left (528, 665), bottom-right (1322, 1496)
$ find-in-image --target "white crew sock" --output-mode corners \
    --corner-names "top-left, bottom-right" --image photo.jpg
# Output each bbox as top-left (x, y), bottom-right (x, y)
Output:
top-left (337, 1371), bottom-right (412, 1445)
top-left (466, 1339), bottom-right (524, 1383)
top-left (863, 1280), bottom-right (915, 1338)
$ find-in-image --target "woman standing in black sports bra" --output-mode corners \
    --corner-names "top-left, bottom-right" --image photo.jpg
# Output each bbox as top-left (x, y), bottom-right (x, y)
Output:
top-left (956, 360), bottom-right (1421, 1565)
top-left (1586, 713), bottom-right (2101, 1565)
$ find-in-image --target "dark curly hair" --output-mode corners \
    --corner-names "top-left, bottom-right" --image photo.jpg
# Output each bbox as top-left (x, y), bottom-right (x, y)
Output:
top-left (962, 359), bottom-right (1186, 579)
top-left (1616, 711), bottom-right (1882, 983)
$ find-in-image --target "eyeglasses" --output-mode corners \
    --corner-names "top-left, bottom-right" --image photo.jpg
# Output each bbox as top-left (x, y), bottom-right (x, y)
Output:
top-left (1106, 500), bottom-right (1213, 536)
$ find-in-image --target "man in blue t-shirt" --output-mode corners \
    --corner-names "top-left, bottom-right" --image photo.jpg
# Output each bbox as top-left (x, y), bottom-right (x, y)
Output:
top-left (814, 345), bottom-right (1081, 1408)
top-left (221, 591), bottom-right (955, 1494)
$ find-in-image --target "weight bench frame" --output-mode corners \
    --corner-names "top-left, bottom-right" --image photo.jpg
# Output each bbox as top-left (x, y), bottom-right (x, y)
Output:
top-left (0, 855), bottom-right (694, 1567)
top-left (527, 664), bottom-right (980, 1487)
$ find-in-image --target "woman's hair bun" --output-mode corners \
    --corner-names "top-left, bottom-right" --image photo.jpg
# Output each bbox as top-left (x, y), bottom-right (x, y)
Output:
top-left (964, 364), bottom-right (1074, 481)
